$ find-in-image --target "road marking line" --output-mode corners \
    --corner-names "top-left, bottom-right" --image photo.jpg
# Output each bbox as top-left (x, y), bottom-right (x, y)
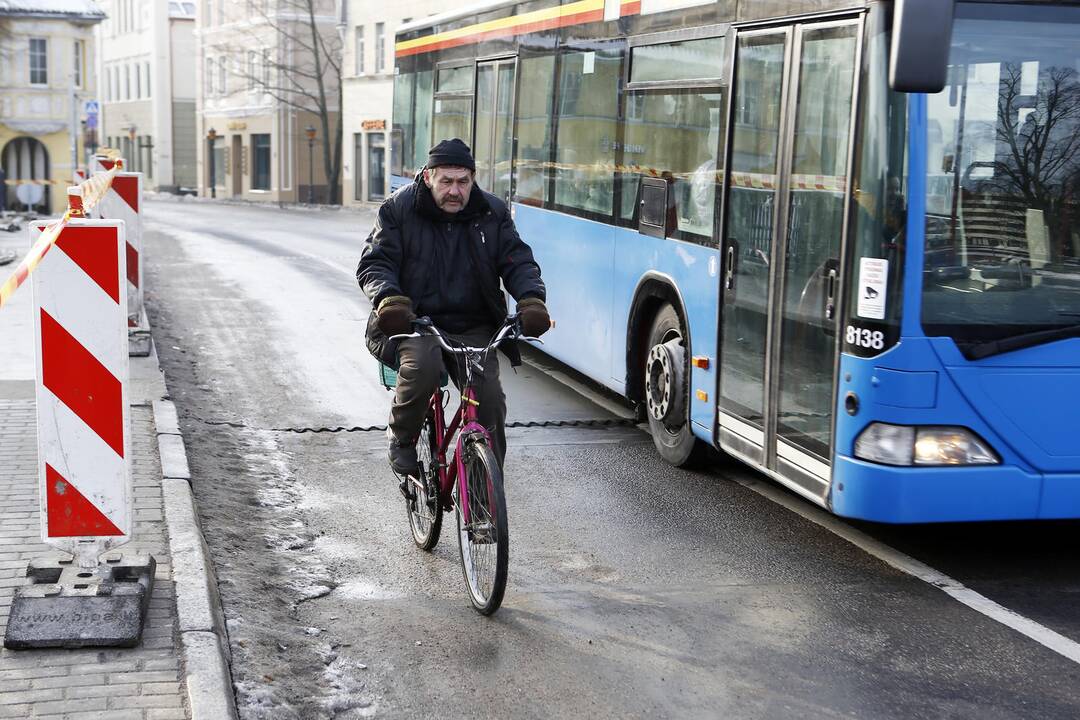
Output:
top-left (732, 473), bottom-right (1080, 665)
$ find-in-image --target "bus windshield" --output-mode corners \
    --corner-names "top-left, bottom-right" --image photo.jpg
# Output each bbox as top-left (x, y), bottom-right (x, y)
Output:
top-left (923, 3), bottom-right (1080, 353)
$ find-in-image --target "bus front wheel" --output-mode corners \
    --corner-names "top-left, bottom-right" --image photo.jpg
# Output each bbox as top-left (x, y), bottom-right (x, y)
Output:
top-left (644, 303), bottom-right (702, 467)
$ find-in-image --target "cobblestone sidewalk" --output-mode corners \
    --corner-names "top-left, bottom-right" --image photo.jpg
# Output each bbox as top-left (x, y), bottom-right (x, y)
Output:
top-left (0, 398), bottom-right (188, 720)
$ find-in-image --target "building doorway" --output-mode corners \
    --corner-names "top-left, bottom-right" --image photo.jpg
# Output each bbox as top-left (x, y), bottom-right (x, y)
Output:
top-left (231, 135), bottom-right (243, 196)
top-left (367, 132), bottom-right (385, 202)
top-left (1, 137), bottom-right (51, 213)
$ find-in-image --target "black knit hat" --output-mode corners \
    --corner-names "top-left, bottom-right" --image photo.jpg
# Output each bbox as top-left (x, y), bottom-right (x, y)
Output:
top-left (427, 138), bottom-right (475, 172)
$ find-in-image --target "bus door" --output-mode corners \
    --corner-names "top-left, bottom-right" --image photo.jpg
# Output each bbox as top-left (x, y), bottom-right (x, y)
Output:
top-left (473, 57), bottom-right (517, 204)
top-left (718, 19), bottom-right (860, 502)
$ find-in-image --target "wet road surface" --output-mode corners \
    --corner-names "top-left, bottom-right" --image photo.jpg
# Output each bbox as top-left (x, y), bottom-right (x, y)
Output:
top-left (142, 197), bottom-right (1080, 719)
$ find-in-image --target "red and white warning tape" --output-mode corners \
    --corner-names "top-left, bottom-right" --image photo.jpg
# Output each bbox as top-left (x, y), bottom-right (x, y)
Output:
top-left (0, 160), bottom-right (123, 312)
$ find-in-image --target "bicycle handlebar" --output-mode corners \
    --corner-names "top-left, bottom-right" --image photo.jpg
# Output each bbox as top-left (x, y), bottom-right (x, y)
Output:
top-left (389, 316), bottom-right (544, 354)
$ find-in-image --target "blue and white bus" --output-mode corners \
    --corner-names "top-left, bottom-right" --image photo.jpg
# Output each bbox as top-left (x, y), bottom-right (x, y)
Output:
top-left (390, 0), bottom-right (1080, 522)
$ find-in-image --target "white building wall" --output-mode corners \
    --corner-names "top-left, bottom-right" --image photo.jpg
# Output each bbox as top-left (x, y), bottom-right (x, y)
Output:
top-left (96, 0), bottom-right (194, 191)
top-left (170, 19), bottom-right (196, 99)
top-left (341, 0), bottom-right (439, 207)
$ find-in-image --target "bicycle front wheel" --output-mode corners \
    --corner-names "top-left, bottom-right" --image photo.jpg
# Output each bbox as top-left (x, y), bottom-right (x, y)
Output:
top-left (455, 439), bottom-right (508, 615)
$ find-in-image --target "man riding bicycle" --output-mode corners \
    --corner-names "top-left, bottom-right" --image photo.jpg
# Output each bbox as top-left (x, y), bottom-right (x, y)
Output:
top-left (356, 138), bottom-right (549, 480)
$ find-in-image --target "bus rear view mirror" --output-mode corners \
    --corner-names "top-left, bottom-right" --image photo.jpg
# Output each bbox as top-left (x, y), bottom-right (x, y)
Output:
top-left (889, 0), bottom-right (955, 93)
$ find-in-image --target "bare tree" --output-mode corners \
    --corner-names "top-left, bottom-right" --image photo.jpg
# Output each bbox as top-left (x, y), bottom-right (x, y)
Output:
top-left (227, 0), bottom-right (343, 204)
top-left (991, 63), bottom-right (1080, 260)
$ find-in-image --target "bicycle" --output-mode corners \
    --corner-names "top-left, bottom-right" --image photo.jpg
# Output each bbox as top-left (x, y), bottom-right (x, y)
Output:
top-left (384, 315), bottom-right (541, 615)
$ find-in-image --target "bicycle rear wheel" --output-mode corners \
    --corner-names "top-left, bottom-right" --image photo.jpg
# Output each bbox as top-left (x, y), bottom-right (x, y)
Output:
top-left (407, 415), bottom-right (442, 551)
top-left (455, 439), bottom-right (508, 615)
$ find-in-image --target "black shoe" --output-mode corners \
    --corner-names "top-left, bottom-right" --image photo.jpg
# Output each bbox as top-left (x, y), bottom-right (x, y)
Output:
top-left (388, 433), bottom-right (420, 478)
top-left (399, 477), bottom-right (416, 503)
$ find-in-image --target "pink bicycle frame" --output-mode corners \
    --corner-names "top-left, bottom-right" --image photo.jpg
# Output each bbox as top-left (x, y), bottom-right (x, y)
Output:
top-left (429, 385), bottom-right (494, 525)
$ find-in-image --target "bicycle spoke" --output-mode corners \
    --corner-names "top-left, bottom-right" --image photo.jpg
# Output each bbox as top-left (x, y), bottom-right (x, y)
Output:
top-left (407, 418), bottom-right (442, 551)
top-left (458, 445), bottom-right (505, 609)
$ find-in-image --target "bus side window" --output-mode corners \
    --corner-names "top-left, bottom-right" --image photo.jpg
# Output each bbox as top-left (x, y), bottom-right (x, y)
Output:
top-left (620, 35), bottom-right (728, 242)
top-left (514, 54), bottom-right (557, 207)
top-left (411, 69), bottom-right (434, 175)
top-left (553, 46), bottom-right (623, 219)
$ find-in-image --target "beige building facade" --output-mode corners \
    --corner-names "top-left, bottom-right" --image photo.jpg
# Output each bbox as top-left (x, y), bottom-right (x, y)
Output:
top-left (96, 0), bottom-right (197, 193)
top-left (0, 0), bottom-right (104, 215)
top-left (341, 0), bottom-right (436, 207)
top-left (196, 0), bottom-right (340, 204)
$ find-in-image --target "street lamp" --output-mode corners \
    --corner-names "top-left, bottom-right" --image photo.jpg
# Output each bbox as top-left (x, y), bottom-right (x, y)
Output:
top-left (305, 125), bottom-right (316, 204)
top-left (207, 127), bottom-right (217, 199)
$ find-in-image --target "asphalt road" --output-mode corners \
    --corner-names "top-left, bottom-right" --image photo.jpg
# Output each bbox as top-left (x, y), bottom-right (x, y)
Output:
top-left (142, 197), bottom-right (1080, 719)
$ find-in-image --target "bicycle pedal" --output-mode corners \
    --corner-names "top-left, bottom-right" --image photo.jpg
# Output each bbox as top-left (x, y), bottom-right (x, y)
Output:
top-left (398, 478), bottom-right (416, 502)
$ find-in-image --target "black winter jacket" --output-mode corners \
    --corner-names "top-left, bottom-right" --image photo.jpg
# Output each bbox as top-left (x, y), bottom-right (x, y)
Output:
top-left (356, 177), bottom-right (545, 367)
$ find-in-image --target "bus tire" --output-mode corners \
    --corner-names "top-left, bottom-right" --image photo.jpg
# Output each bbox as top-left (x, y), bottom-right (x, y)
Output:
top-left (644, 303), bottom-right (702, 467)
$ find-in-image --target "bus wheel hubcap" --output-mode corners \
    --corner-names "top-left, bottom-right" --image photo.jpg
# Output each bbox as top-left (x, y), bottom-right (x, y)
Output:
top-left (646, 338), bottom-right (685, 425)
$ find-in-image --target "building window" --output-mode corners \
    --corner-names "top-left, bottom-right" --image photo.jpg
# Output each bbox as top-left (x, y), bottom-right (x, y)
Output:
top-left (204, 57), bottom-right (213, 95)
top-left (73, 40), bottom-right (84, 88)
top-left (204, 0), bottom-right (211, 24)
top-left (217, 0), bottom-right (224, 24)
top-left (141, 135), bottom-right (153, 179)
top-left (262, 49), bottom-right (271, 87)
top-left (252, 134), bottom-right (271, 190)
top-left (29, 38), bottom-right (47, 85)
top-left (125, 64), bottom-right (131, 99)
top-left (218, 55), bottom-right (227, 94)
top-left (145, 62), bottom-right (151, 97)
top-left (248, 51), bottom-right (257, 90)
top-left (135, 63), bottom-right (142, 98)
top-left (355, 26), bottom-right (365, 75)
top-left (375, 23), bottom-right (385, 73)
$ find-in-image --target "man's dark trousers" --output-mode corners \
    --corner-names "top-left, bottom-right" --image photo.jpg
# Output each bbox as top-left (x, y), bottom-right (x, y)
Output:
top-left (390, 330), bottom-right (506, 466)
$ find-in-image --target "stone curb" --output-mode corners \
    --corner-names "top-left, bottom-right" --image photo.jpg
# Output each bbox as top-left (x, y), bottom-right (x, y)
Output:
top-left (181, 631), bottom-right (237, 720)
top-left (153, 399), bottom-right (238, 720)
top-left (159, 435), bottom-right (191, 480)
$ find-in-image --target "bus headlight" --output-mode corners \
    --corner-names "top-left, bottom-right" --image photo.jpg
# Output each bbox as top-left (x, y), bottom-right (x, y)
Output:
top-left (913, 428), bottom-right (999, 466)
top-left (853, 423), bottom-right (915, 465)
top-left (854, 423), bottom-right (999, 466)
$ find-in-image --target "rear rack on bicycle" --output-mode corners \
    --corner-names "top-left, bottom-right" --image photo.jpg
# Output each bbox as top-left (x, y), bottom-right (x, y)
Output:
top-left (378, 362), bottom-right (399, 390)
top-left (377, 362), bottom-right (449, 391)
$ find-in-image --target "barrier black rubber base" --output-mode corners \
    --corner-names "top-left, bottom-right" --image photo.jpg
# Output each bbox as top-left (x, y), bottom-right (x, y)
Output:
top-left (3, 554), bottom-right (156, 650)
top-left (128, 307), bottom-right (152, 357)
top-left (128, 329), bottom-right (152, 357)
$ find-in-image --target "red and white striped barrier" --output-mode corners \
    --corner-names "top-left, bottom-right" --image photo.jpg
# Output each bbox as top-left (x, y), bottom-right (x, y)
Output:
top-left (94, 172), bottom-right (143, 329)
top-left (31, 211), bottom-right (131, 568)
top-left (90, 153), bottom-right (121, 175)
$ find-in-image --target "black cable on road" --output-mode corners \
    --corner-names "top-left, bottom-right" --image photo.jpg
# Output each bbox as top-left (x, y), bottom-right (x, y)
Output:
top-left (188, 415), bottom-right (640, 434)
